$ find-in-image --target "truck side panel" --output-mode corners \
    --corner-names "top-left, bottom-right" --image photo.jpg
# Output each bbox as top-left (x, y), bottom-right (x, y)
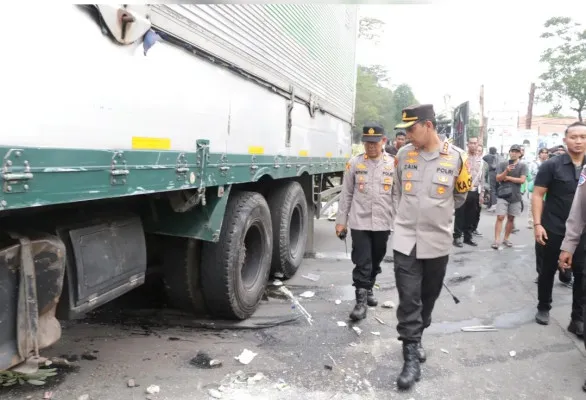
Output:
top-left (2, 5), bottom-right (352, 159)
top-left (151, 4), bottom-right (359, 123)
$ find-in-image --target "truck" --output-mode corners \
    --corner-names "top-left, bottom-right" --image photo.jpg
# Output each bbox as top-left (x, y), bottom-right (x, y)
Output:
top-left (0, 4), bottom-right (358, 370)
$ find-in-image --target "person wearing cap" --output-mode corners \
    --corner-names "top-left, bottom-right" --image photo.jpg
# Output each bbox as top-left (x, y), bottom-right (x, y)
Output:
top-left (390, 104), bottom-right (471, 390)
top-left (386, 131), bottom-right (406, 156)
top-left (534, 122), bottom-right (586, 334)
top-left (335, 123), bottom-right (395, 322)
top-left (492, 144), bottom-right (527, 249)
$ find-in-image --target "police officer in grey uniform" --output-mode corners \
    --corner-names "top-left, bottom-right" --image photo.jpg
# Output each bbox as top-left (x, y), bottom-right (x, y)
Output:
top-left (336, 123), bottom-right (395, 321)
top-left (559, 164), bottom-right (586, 392)
top-left (391, 104), bottom-right (471, 390)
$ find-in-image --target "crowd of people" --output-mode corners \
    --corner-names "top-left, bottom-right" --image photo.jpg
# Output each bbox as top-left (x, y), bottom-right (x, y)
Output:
top-left (336, 106), bottom-right (586, 392)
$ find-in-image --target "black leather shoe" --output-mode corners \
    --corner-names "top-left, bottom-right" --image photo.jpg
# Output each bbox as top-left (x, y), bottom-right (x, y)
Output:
top-left (568, 320), bottom-right (584, 337)
top-left (472, 230), bottom-right (483, 236)
top-left (349, 289), bottom-right (368, 321)
top-left (417, 342), bottom-right (426, 363)
top-left (366, 289), bottom-right (378, 307)
top-left (535, 310), bottom-right (550, 325)
top-left (396, 342), bottom-right (421, 390)
top-left (463, 238), bottom-right (478, 246)
top-left (452, 238), bottom-right (463, 247)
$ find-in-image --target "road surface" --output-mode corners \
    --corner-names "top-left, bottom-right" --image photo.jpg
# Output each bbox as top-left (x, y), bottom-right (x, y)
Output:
top-left (2, 209), bottom-right (584, 400)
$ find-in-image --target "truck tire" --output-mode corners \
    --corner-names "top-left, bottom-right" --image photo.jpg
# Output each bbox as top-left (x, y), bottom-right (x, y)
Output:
top-left (267, 181), bottom-right (308, 278)
top-left (162, 237), bottom-right (207, 315)
top-left (201, 191), bottom-right (273, 320)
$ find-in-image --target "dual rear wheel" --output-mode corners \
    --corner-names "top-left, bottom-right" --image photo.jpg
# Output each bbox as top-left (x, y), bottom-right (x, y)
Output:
top-left (163, 181), bottom-right (308, 319)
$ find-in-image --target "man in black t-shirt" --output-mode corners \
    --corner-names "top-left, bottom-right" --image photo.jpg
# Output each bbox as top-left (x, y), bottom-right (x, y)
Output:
top-left (385, 131), bottom-right (406, 156)
top-left (532, 122), bottom-right (586, 335)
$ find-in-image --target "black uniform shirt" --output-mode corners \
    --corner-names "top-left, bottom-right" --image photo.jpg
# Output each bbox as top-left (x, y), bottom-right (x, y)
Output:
top-left (534, 153), bottom-right (586, 236)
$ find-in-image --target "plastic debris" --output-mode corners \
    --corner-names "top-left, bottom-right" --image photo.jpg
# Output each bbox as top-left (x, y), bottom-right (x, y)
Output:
top-left (275, 378), bottom-right (289, 391)
top-left (352, 326), bottom-right (362, 336)
top-left (78, 395), bottom-right (89, 400)
top-left (374, 317), bottom-right (386, 325)
top-left (127, 379), bottom-right (136, 388)
top-left (335, 299), bottom-right (342, 305)
top-left (190, 351), bottom-right (223, 369)
top-left (145, 385), bottom-right (160, 395)
top-left (209, 388), bottom-right (223, 399)
top-left (299, 291), bottom-right (315, 298)
top-left (302, 273), bottom-right (320, 281)
top-left (370, 331), bottom-right (380, 336)
top-left (235, 349), bottom-right (257, 365)
top-left (349, 342), bottom-right (358, 347)
top-left (279, 286), bottom-right (313, 325)
top-left (247, 372), bottom-right (264, 385)
top-left (509, 350), bottom-right (516, 357)
top-left (337, 321), bottom-right (347, 327)
top-left (382, 301), bottom-right (395, 309)
top-left (461, 325), bottom-right (497, 332)
top-left (441, 348), bottom-right (449, 354)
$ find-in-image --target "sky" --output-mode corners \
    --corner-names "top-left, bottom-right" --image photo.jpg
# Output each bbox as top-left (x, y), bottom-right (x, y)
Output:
top-left (356, 0), bottom-right (586, 118)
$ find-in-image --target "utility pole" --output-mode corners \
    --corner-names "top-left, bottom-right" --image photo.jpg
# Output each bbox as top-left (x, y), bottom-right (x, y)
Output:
top-left (478, 85), bottom-right (485, 146)
top-left (526, 82), bottom-right (536, 129)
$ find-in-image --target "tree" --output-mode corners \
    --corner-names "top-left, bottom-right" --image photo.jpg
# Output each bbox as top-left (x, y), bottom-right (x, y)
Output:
top-left (358, 17), bottom-right (385, 45)
top-left (353, 66), bottom-right (394, 143)
top-left (389, 84), bottom-right (418, 128)
top-left (538, 17), bottom-right (586, 121)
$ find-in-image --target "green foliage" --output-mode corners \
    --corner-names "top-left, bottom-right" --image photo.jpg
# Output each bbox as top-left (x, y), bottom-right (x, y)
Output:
top-left (468, 116), bottom-right (480, 138)
top-left (353, 66), bottom-right (418, 143)
top-left (538, 17), bottom-right (586, 121)
top-left (0, 368), bottom-right (58, 387)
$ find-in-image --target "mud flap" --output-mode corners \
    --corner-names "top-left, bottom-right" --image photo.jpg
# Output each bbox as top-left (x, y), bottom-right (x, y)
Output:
top-left (0, 234), bottom-right (66, 370)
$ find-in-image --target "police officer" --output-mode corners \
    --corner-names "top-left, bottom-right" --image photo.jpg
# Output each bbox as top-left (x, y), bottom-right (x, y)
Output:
top-left (336, 123), bottom-right (395, 321)
top-left (391, 104), bottom-right (471, 390)
top-left (559, 163), bottom-right (586, 392)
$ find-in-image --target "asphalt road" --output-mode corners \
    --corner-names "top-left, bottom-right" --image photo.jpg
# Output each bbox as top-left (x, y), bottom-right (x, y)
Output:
top-left (2, 209), bottom-right (585, 400)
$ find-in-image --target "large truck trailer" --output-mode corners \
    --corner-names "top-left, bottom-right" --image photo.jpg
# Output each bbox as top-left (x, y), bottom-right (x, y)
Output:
top-left (0, 4), bottom-right (358, 370)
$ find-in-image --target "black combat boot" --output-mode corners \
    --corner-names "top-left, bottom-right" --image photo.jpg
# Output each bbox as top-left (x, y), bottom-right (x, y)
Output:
top-left (417, 341), bottom-right (426, 363)
top-left (396, 342), bottom-right (421, 390)
top-left (349, 288), bottom-right (368, 321)
top-left (366, 288), bottom-right (378, 307)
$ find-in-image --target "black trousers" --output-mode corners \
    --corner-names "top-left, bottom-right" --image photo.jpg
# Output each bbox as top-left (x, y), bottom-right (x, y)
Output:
top-left (472, 194), bottom-right (482, 231)
top-left (394, 247), bottom-right (449, 342)
top-left (350, 229), bottom-right (391, 289)
top-left (454, 190), bottom-right (480, 241)
top-left (536, 230), bottom-right (585, 322)
top-left (488, 172), bottom-right (497, 208)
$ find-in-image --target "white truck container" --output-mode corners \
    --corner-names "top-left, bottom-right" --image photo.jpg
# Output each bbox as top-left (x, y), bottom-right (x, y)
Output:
top-left (0, 4), bottom-right (358, 370)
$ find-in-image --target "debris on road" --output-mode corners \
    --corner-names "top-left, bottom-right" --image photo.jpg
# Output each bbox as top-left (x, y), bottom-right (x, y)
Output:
top-left (509, 351), bottom-right (516, 357)
top-left (349, 342), bottom-right (358, 347)
top-left (127, 378), bottom-right (136, 387)
top-left (352, 326), bottom-right (362, 336)
top-left (43, 392), bottom-right (53, 400)
top-left (146, 384), bottom-right (160, 395)
top-left (302, 273), bottom-right (320, 281)
top-left (272, 279), bottom-right (283, 286)
top-left (441, 348), bottom-right (449, 354)
top-left (247, 372), bottom-right (264, 385)
top-left (279, 286), bottom-right (313, 325)
top-left (382, 301), bottom-right (395, 309)
top-left (275, 378), bottom-right (289, 391)
top-left (191, 351), bottom-right (223, 369)
top-left (235, 349), bottom-right (258, 365)
top-left (370, 331), bottom-right (380, 336)
top-left (374, 317), bottom-right (386, 325)
top-left (335, 299), bottom-right (342, 305)
top-left (209, 388), bottom-right (223, 398)
top-left (78, 395), bottom-right (89, 400)
top-left (299, 291), bottom-right (315, 298)
top-left (461, 325), bottom-right (498, 332)
top-left (337, 321), bottom-right (347, 327)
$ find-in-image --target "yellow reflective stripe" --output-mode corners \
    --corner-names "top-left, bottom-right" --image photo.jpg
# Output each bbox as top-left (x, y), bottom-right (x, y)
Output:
top-left (131, 136), bottom-right (171, 150)
top-left (248, 146), bottom-right (265, 155)
top-left (298, 150), bottom-right (309, 157)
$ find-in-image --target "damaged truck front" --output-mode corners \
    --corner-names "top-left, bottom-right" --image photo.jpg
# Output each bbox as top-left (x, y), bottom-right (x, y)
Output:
top-left (0, 4), bottom-right (358, 370)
